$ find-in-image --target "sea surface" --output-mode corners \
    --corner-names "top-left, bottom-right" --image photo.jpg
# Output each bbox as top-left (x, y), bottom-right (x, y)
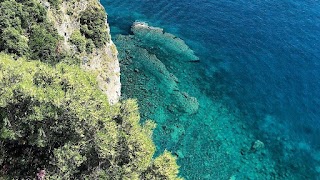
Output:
top-left (101, 0), bottom-right (320, 179)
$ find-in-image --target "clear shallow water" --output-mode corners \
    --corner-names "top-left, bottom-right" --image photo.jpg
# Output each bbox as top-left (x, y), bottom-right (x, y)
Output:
top-left (101, 0), bottom-right (320, 179)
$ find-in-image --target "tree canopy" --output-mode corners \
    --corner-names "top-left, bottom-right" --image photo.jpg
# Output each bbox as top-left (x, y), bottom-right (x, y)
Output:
top-left (0, 54), bottom-right (181, 179)
top-left (0, 0), bottom-right (63, 63)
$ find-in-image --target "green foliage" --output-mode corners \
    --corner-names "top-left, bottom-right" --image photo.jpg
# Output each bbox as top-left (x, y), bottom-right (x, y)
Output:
top-left (29, 24), bottom-right (63, 64)
top-left (60, 54), bottom-right (81, 66)
top-left (48, 0), bottom-right (61, 9)
top-left (0, 0), bottom-right (28, 57)
top-left (69, 30), bottom-right (86, 53)
top-left (0, 27), bottom-right (29, 56)
top-left (0, 0), bottom-right (23, 32)
top-left (0, 54), bottom-right (111, 178)
top-left (52, 143), bottom-right (87, 179)
top-left (0, 0), bottom-right (63, 64)
top-left (19, 0), bottom-right (47, 30)
top-left (86, 39), bottom-right (95, 53)
top-left (80, 2), bottom-right (109, 48)
top-left (0, 0), bottom-right (47, 33)
top-left (142, 151), bottom-right (182, 180)
top-left (103, 100), bottom-right (156, 179)
top-left (0, 126), bottom-right (15, 140)
top-left (0, 55), bottom-right (182, 179)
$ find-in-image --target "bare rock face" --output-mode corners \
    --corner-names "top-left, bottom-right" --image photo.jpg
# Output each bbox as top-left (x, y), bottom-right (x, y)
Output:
top-left (44, 0), bottom-right (121, 105)
top-left (82, 42), bottom-right (121, 105)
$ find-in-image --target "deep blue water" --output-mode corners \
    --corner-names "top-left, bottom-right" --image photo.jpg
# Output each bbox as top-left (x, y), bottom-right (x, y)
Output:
top-left (102, 0), bottom-right (320, 178)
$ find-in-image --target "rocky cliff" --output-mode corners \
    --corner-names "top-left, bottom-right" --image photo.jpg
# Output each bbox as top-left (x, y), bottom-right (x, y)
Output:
top-left (42, 0), bottom-right (121, 104)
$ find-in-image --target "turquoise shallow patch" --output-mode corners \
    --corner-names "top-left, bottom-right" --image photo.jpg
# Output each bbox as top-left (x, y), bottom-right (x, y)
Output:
top-left (114, 22), bottom-right (316, 179)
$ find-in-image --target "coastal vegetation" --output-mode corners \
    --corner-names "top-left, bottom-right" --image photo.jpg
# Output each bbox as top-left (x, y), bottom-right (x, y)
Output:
top-left (0, 0), bottom-right (181, 179)
top-left (69, 30), bottom-right (86, 53)
top-left (79, 2), bottom-right (110, 48)
top-left (0, 0), bottom-right (62, 63)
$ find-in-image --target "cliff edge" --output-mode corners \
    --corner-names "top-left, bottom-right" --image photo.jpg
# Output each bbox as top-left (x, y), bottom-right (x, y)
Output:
top-left (43, 0), bottom-right (121, 104)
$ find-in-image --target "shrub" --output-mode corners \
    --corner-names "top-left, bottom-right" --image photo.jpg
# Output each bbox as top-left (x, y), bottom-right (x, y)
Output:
top-left (86, 38), bottom-right (95, 53)
top-left (0, 27), bottom-right (29, 56)
top-left (0, 0), bottom-right (24, 33)
top-left (0, 0), bottom-right (58, 61)
top-left (0, 0), bottom-right (46, 33)
top-left (80, 3), bottom-right (109, 48)
top-left (69, 30), bottom-right (86, 53)
top-left (48, 0), bottom-right (61, 9)
top-left (28, 23), bottom-right (63, 64)
top-left (142, 151), bottom-right (182, 180)
top-left (20, 0), bottom-right (47, 30)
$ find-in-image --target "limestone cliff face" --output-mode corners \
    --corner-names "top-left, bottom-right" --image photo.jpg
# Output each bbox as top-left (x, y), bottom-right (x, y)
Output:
top-left (41, 0), bottom-right (121, 105)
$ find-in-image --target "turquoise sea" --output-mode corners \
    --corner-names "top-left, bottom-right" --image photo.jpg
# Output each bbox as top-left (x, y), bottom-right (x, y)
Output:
top-left (101, 0), bottom-right (320, 179)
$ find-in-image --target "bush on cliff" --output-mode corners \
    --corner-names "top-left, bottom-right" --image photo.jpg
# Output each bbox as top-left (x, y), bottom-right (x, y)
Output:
top-left (29, 24), bottom-right (63, 64)
top-left (0, 27), bottom-right (29, 56)
top-left (80, 1), bottom-right (109, 48)
top-left (48, 0), bottom-right (62, 9)
top-left (69, 30), bottom-right (87, 53)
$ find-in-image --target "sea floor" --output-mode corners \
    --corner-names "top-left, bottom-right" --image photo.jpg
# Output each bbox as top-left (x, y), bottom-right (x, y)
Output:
top-left (114, 22), bottom-right (319, 179)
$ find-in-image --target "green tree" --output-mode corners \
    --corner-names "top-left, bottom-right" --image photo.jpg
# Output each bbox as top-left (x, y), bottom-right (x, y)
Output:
top-left (29, 24), bottom-right (63, 64)
top-left (48, 0), bottom-right (61, 9)
top-left (0, 27), bottom-right (29, 56)
top-left (0, 54), bottom-right (182, 179)
top-left (19, 0), bottom-right (47, 31)
top-left (86, 39), bottom-right (95, 53)
top-left (0, 0), bottom-right (58, 60)
top-left (0, 0), bottom-right (23, 33)
top-left (142, 151), bottom-right (182, 180)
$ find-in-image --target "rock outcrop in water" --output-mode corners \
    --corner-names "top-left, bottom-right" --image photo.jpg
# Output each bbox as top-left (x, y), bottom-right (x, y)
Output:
top-left (117, 22), bottom-right (200, 115)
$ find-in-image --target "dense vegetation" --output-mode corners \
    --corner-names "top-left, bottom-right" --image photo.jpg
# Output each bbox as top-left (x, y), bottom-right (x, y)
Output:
top-left (79, 1), bottom-right (110, 48)
top-left (69, 30), bottom-right (86, 53)
top-left (0, 0), bottom-right (62, 64)
top-left (0, 55), bottom-right (181, 179)
top-left (0, 0), bottom-right (109, 63)
top-left (0, 0), bottom-right (181, 179)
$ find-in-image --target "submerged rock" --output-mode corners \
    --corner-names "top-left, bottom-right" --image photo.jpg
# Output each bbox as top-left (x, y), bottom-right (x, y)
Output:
top-left (173, 91), bottom-right (199, 114)
top-left (131, 22), bottom-right (198, 63)
top-left (117, 22), bottom-right (200, 115)
top-left (174, 150), bottom-right (185, 159)
top-left (251, 140), bottom-right (265, 152)
top-left (171, 125), bottom-right (185, 143)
